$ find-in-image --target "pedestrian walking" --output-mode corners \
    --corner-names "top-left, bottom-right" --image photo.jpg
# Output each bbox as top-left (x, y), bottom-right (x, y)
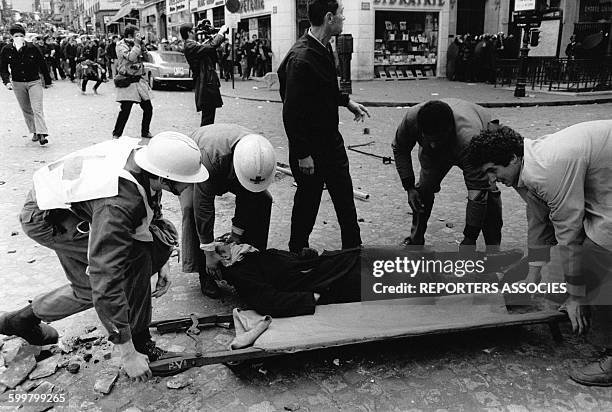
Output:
top-left (112, 24), bottom-right (154, 139)
top-left (106, 36), bottom-right (118, 79)
top-left (181, 21), bottom-right (228, 126)
top-left (0, 24), bottom-right (52, 145)
top-left (65, 37), bottom-right (78, 82)
top-left (278, 0), bottom-right (370, 253)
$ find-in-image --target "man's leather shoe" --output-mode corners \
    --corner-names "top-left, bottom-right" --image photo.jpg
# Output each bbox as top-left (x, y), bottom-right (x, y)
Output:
top-left (38, 134), bottom-right (48, 145)
top-left (199, 273), bottom-right (221, 299)
top-left (569, 355), bottom-right (612, 387)
top-left (31, 133), bottom-right (40, 142)
top-left (138, 340), bottom-right (183, 362)
top-left (0, 305), bottom-right (59, 346)
top-left (141, 132), bottom-right (153, 139)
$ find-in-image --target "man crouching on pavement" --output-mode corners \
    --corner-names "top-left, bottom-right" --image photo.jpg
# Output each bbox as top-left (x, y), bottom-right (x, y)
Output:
top-left (467, 120), bottom-right (612, 387)
top-left (179, 124), bottom-right (276, 299)
top-left (0, 133), bottom-right (209, 381)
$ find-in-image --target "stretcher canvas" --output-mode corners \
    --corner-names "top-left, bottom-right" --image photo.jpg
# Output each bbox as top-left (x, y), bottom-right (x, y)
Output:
top-left (245, 294), bottom-right (565, 353)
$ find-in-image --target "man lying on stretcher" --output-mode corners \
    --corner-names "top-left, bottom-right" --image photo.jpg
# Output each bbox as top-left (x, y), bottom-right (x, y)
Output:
top-left (211, 236), bottom-right (523, 318)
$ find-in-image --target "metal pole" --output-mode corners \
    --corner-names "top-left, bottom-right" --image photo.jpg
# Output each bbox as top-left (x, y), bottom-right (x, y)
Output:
top-left (232, 28), bottom-right (235, 90)
top-left (514, 27), bottom-right (529, 97)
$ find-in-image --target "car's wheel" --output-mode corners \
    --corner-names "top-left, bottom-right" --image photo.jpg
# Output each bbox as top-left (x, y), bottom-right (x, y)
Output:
top-left (148, 73), bottom-right (158, 90)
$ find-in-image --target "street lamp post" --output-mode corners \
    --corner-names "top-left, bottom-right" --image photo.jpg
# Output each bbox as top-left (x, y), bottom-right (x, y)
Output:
top-left (514, 27), bottom-right (530, 97)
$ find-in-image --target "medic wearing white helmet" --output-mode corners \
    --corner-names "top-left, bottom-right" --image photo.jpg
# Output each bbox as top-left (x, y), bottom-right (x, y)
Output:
top-left (179, 123), bottom-right (276, 298)
top-left (0, 132), bottom-right (207, 382)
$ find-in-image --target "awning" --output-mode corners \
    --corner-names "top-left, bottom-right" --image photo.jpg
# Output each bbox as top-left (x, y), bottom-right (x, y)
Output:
top-left (108, 5), bottom-right (136, 24)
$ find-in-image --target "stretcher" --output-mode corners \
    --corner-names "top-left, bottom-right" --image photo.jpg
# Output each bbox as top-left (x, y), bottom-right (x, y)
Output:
top-left (148, 294), bottom-right (567, 376)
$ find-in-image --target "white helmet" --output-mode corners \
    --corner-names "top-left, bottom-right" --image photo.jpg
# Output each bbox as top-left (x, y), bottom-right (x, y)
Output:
top-left (233, 134), bottom-right (276, 193)
top-left (135, 131), bottom-right (209, 183)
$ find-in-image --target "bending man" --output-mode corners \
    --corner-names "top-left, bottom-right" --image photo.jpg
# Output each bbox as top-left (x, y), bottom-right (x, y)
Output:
top-left (468, 120), bottom-right (612, 387)
top-left (392, 98), bottom-right (503, 248)
top-left (180, 124), bottom-right (276, 298)
top-left (0, 133), bottom-right (208, 381)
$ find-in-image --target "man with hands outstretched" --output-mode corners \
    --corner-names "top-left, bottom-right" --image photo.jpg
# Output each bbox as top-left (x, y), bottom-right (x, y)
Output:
top-left (467, 120), bottom-right (612, 387)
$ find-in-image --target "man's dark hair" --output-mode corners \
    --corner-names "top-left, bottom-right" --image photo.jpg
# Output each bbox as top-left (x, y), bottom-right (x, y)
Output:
top-left (124, 24), bottom-right (139, 38)
top-left (179, 23), bottom-right (193, 40)
top-left (9, 24), bottom-right (26, 36)
top-left (417, 100), bottom-right (454, 135)
top-left (308, 0), bottom-right (339, 26)
top-left (468, 126), bottom-right (525, 167)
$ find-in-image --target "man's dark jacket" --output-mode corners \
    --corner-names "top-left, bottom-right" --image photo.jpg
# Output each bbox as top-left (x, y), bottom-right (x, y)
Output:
top-left (183, 35), bottom-right (224, 111)
top-left (223, 248), bottom-right (361, 318)
top-left (278, 34), bottom-right (349, 159)
top-left (0, 42), bottom-right (52, 85)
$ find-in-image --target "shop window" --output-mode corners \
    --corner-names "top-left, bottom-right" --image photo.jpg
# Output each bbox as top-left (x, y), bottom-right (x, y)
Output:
top-left (296, 0), bottom-right (310, 39)
top-left (213, 5), bottom-right (225, 27)
top-left (374, 11), bottom-right (438, 80)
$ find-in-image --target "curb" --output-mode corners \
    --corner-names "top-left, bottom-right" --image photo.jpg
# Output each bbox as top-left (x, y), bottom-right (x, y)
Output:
top-left (221, 93), bottom-right (612, 108)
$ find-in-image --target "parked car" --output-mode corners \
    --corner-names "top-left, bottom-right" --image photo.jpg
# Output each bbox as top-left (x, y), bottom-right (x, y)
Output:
top-left (143, 51), bottom-right (193, 90)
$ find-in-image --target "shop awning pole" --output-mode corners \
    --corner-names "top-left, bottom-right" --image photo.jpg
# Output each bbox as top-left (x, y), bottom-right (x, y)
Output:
top-left (232, 27), bottom-right (235, 90)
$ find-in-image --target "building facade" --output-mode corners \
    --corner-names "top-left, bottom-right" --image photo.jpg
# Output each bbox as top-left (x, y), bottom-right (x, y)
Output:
top-left (166, 0), bottom-right (189, 38)
top-left (140, 0), bottom-right (166, 42)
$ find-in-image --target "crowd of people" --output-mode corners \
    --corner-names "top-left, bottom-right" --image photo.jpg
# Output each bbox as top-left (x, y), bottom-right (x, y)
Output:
top-left (0, 0), bottom-right (611, 393)
top-left (446, 32), bottom-right (520, 84)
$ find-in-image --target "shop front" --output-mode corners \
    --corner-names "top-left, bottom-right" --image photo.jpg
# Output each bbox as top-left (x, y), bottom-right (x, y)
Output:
top-left (167, 0), bottom-right (191, 39)
top-left (369, 0), bottom-right (447, 80)
top-left (192, 0), bottom-right (225, 27)
top-left (140, 0), bottom-right (167, 42)
top-left (227, 0), bottom-right (295, 74)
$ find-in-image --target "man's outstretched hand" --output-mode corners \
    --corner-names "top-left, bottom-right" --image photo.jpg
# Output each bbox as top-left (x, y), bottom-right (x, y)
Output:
top-left (347, 100), bottom-right (370, 122)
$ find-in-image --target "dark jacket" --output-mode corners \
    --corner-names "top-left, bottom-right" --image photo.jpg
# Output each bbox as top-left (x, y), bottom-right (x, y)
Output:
top-left (0, 42), bottom-right (52, 85)
top-left (65, 43), bottom-right (78, 60)
top-left (106, 41), bottom-right (117, 60)
top-left (183, 36), bottom-right (224, 111)
top-left (223, 248), bottom-right (361, 317)
top-left (278, 34), bottom-right (349, 159)
top-left (26, 153), bottom-right (163, 345)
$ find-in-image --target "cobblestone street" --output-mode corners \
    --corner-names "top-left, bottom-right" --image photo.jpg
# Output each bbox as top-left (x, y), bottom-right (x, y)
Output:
top-left (1, 79), bottom-right (612, 411)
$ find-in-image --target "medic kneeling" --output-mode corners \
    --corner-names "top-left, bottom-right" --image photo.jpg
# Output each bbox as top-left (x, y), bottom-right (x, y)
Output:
top-left (0, 133), bottom-right (208, 381)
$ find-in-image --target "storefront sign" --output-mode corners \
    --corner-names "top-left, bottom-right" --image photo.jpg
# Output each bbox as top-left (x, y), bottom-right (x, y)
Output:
top-left (240, 0), bottom-right (265, 13)
top-left (514, 0), bottom-right (536, 12)
top-left (362, 2), bottom-right (371, 10)
top-left (168, 0), bottom-right (188, 13)
top-left (373, 0), bottom-right (445, 6)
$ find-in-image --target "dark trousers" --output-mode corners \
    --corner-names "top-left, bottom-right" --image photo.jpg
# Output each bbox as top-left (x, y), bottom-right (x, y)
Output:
top-left (51, 60), bottom-right (65, 80)
top-left (288, 144), bottom-right (361, 253)
top-left (407, 161), bottom-right (502, 246)
top-left (200, 107), bottom-right (216, 126)
top-left (82, 78), bottom-right (102, 92)
top-left (223, 60), bottom-right (233, 80)
top-left (112, 100), bottom-right (153, 137)
top-left (68, 59), bottom-right (77, 81)
top-left (582, 237), bottom-right (612, 349)
top-left (179, 184), bottom-right (272, 273)
top-left (19, 197), bottom-right (169, 346)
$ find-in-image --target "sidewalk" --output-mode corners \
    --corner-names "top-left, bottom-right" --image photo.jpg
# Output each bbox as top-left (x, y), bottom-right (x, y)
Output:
top-left (220, 77), bottom-right (612, 108)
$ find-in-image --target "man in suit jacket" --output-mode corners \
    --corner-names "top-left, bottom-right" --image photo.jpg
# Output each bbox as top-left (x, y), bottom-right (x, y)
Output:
top-left (277, 0), bottom-right (370, 253)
